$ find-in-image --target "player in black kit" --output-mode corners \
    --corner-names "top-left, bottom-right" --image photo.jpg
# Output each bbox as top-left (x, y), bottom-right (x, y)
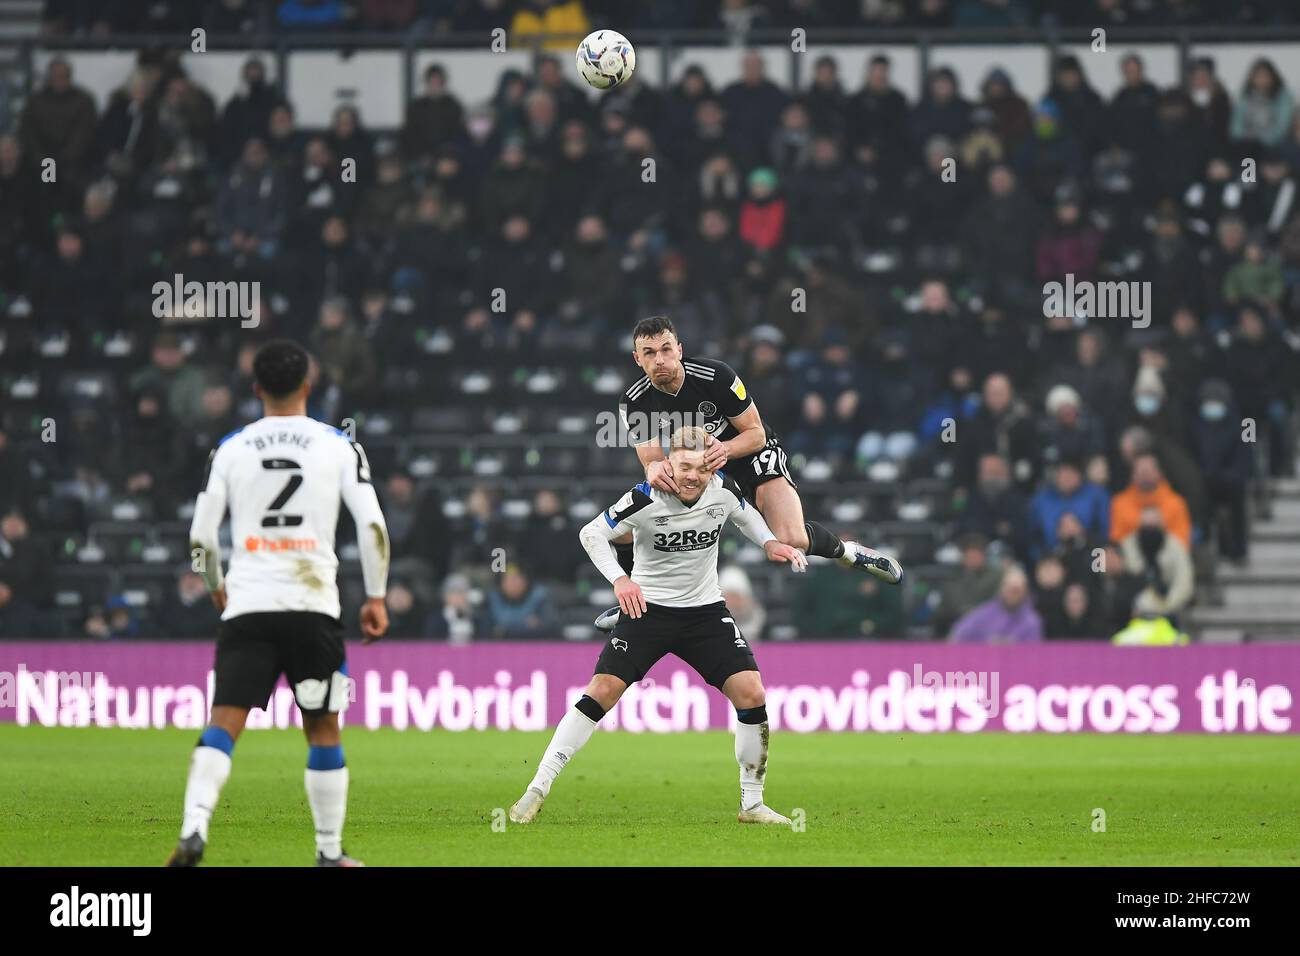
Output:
top-left (596, 315), bottom-right (901, 631)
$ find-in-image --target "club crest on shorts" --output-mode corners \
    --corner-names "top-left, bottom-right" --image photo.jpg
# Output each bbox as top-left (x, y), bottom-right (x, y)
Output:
top-left (610, 637), bottom-right (628, 651)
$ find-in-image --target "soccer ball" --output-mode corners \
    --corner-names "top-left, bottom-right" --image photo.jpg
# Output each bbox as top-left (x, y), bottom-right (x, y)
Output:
top-left (575, 30), bottom-right (635, 90)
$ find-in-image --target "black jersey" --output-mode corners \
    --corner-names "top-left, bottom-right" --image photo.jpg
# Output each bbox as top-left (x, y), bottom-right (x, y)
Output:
top-left (618, 357), bottom-right (774, 450)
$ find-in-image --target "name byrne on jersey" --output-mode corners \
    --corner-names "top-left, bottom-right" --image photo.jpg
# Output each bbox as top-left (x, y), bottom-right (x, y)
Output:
top-left (242, 430), bottom-right (317, 452)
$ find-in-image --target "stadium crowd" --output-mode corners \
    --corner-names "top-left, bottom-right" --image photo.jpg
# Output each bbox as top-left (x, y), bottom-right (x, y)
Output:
top-left (3, 7), bottom-right (1300, 641)
top-left (33, 0), bottom-right (1300, 39)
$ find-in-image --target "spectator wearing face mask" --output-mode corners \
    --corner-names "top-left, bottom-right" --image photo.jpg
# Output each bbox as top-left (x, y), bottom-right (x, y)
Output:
top-left (1111, 452), bottom-right (1193, 548)
top-left (1128, 365), bottom-right (1184, 446)
top-left (1190, 379), bottom-right (1252, 561)
top-left (1120, 507), bottom-right (1196, 622)
top-left (427, 573), bottom-right (479, 644)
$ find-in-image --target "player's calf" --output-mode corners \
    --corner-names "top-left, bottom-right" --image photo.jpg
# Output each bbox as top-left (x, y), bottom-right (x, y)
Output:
top-left (168, 722), bottom-right (238, 865)
top-left (723, 671), bottom-right (791, 826)
top-left (303, 713), bottom-right (351, 865)
top-left (510, 682), bottom-right (622, 823)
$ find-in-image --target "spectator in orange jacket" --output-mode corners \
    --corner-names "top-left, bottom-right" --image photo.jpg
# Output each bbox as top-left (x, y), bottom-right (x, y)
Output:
top-left (1110, 452), bottom-right (1192, 547)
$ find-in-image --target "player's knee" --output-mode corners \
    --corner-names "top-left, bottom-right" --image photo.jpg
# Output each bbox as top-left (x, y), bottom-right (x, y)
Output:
top-left (585, 674), bottom-right (626, 710)
top-left (727, 672), bottom-right (765, 710)
top-left (303, 712), bottom-right (341, 747)
top-left (208, 706), bottom-right (249, 742)
top-left (782, 525), bottom-right (810, 551)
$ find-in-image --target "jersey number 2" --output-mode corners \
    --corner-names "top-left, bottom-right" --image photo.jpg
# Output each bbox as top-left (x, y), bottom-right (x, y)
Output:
top-left (261, 458), bottom-right (304, 527)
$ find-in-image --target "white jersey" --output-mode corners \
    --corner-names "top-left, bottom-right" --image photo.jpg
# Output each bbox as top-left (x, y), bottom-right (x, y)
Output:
top-left (189, 415), bottom-right (390, 620)
top-left (578, 472), bottom-right (775, 608)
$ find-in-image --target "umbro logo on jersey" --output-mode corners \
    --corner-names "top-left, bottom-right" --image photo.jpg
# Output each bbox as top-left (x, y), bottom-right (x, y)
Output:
top-left (610, 637), bottom-right (628, 651)
top-left (654, 516), bottom-right (670, 526)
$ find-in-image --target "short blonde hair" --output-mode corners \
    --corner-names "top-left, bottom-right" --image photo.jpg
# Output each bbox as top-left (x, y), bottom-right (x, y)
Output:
top-left (669, 425), bottom-right (711, 453)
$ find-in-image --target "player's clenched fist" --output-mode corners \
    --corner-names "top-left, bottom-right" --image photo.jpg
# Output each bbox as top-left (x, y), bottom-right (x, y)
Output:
top-left (763, 540), bottom-right (808, 572)
top-left (613, 575), bottom-right (648, 619)
top-left (361, 596), bottom-right (389, 643)
top-left (645, 458), bottom-right (679, 494)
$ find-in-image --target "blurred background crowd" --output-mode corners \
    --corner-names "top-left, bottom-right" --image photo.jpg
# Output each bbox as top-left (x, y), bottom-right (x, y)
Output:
top-left (29, 0), bottom-right (1300, 38)
top-left (2, 0), bottom-right (1300, 642)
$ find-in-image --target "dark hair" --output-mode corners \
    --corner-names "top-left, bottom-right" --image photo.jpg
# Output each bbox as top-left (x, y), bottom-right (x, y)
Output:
top-left (253, 340), bottom-right (309, 399)
top-left (631, 315), bottom-right (676, 346)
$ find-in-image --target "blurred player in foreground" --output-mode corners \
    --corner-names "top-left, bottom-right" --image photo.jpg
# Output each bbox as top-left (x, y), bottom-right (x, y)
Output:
top-left (510, 426), bottom-right (806, 826)
top-left (169, 340), bottom-right (390, 867)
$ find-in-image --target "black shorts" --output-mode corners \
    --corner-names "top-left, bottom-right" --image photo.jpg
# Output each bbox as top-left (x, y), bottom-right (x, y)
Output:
top-left (213, 611), bottom-right (348, 715)
top-left (730, 436), bottom-right (797, 502)
top-left (594, 601), bottom-right (758, 690)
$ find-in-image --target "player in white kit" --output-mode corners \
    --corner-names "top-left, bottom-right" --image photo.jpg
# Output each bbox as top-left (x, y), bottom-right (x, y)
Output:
top-left (509, 426), bottom-right (806, 827)
top-left (167, 341), bottom-right (390, 867)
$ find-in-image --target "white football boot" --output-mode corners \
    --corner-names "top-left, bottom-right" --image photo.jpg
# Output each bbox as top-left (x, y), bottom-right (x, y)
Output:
top-left (840, 542), bottom-right (904, 584)
top-left (509, 786), bottom-right (547, 824)
top-left (737, 804), bottom-right (792, 825)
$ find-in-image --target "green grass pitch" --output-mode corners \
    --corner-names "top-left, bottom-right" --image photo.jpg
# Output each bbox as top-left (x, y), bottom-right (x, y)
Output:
top-left (2, 725), bottom-right (1298, 866)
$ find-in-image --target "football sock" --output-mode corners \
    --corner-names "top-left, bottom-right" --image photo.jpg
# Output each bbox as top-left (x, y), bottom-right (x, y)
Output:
top-left (614, 541), bottom-right (635, 576)
top-left (305, 745), bottom-right (348, 859)
top-left (180, 726), bottom-right (234, 841)
top-left (529, 696), bottom-right (605, 796)
top-left (804, 521), bottom-right (846, 560)
top-left (735, 706), bottom-right (769, 810)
